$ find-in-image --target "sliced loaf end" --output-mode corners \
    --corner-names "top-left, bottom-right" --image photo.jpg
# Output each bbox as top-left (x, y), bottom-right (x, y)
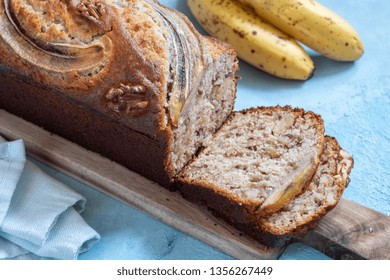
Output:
top-left (260, 136), bottom-right (354, 235)
top-left (233, 136), bottom-right (354, 247)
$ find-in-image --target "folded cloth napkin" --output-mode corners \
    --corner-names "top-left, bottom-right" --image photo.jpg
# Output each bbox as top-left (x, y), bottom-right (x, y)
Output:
top-left (0, 234), bottom-right (29, 259)
top-left (0, 139), bottom-right (25, 223)
top-left (0, 137), bottom-right (100, 259)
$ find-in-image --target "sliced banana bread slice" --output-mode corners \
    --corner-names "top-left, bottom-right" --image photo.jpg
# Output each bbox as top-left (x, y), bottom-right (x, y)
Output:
top-left (177, 106), bottom-right (325, 222)
top-left (235, 136), bottom-right (354, 246)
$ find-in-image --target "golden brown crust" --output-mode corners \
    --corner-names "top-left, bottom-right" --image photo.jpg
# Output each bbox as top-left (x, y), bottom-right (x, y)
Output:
top-left (203, 35), bottom-right (238, 59)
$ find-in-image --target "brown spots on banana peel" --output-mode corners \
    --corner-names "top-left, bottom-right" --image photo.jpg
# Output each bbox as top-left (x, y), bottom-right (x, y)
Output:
top-left (188, 0), bottom-right (315, 80)
top-left (239, 0), bottom-right (364, 62)
top-left (233, 28), bottom-right (246, 38)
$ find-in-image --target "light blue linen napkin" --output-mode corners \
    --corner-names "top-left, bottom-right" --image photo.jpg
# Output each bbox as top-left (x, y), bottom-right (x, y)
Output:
top-left (0, 139), bottom-right (25, 223)
top-left (0, 236), bottom-right (30, 259)
top-left (0, 137), bottom-right (100, 259)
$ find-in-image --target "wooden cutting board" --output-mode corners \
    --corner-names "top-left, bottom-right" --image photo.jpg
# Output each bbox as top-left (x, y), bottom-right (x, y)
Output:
top-left (1, 109), bottom-right (389, 260)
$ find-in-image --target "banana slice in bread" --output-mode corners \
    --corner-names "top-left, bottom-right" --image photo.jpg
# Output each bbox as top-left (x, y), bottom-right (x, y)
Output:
top-left (260, 156), bottom-right (316, 215)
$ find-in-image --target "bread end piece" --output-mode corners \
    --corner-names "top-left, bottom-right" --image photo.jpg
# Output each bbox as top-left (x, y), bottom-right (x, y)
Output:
top-left (246, 136), bottom-right (353, 247)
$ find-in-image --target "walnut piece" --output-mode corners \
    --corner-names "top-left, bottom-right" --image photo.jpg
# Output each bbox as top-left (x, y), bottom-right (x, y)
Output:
top-left (105, 83), bottom-right (149, 117)
top-left (76, 0), bottom-right (105, 22)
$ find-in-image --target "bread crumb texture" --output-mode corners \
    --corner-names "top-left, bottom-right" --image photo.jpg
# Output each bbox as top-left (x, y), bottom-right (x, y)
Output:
top-left (182, 106), bottom-right (324, 204)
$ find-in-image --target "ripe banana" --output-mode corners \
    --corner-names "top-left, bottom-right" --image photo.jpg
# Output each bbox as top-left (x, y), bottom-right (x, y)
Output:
top-left (187, 0), bottom-right (315, 80)
top-left (238, 0), bottom-right (364, 62)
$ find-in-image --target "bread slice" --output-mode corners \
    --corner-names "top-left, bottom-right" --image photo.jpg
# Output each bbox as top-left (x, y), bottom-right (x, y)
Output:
top-left (177, 106), bottom-right (325, 222)
top-left (170, 36), bottom-right (238, 176)
top-left (177, 107), bottom-right (353, 246)
top-left (236, 136), bottom-right (354, 246)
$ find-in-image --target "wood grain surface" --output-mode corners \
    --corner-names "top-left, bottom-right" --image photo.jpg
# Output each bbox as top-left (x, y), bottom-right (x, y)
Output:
top-left (301, 199), bottom-right (390, 259)
top-left (1, 109), bottom-right (389, 260)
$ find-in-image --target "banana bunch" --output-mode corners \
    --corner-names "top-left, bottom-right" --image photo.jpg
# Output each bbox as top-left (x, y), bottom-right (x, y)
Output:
top-left (187, 0), bottom-right (364, 80)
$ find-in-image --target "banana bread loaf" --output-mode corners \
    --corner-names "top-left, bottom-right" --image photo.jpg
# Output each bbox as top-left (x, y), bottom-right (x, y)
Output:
top-left (0, 0), bottom-right (238, 188)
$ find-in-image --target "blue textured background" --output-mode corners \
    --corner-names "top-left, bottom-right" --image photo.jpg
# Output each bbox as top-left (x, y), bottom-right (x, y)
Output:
top-left (36, 0), bottom-right (389, 259)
